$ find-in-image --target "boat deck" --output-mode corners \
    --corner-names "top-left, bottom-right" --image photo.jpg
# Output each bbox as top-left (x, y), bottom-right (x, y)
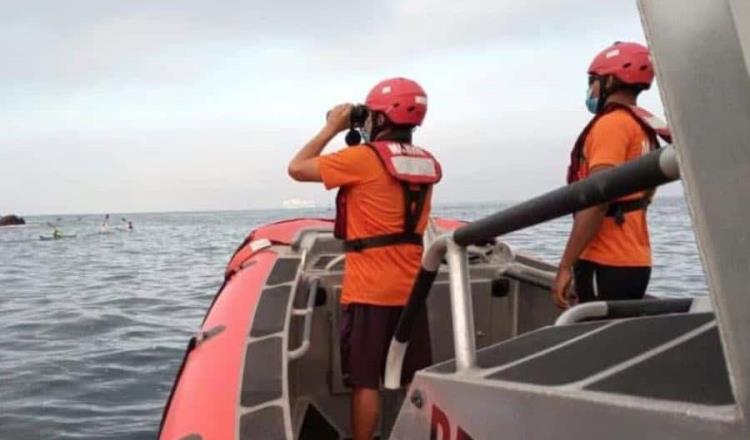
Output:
top-left (390, 311), bottom-right (739, 440)
top-left (428, 312), bottom-right (733, 406)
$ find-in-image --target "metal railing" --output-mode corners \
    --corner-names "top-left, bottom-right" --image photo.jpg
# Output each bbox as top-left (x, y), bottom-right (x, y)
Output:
top-left (384, 145), bottom-right (680, 389)
top-left (289, 277), bottom-right (319, 360)
top-left (554, 298), bottom-right (695, 326)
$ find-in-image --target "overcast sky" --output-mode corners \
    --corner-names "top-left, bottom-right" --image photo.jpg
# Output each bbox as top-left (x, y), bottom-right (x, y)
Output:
top-left (1, 0), bottom-right (682, 215)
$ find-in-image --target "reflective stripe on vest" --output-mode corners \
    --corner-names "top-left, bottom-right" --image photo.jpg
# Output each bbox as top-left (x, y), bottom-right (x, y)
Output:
top-left (391, 155), bottom-right (439, 178)
top-left (368, 141), bottom-right (442, 184)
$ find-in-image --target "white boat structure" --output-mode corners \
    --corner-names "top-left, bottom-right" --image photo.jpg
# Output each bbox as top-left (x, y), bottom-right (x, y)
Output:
top-left (282, 199), bottom-right (318, 210)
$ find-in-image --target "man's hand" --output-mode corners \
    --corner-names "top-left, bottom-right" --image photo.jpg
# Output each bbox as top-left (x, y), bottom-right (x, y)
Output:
top-left (552, 172), bottom-right (610, 309)
top-left (551, 266), bottom-right (573, 309)
top-left (288, 103), bottom-right (353, 182)
top-left (325, 103), bottom-right (352, 134)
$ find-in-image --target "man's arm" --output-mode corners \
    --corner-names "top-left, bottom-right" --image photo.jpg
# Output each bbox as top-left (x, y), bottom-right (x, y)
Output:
top-left (551, 165), bottom-right (612, 308)
top-left (288, 104), bottom-right (351, 182)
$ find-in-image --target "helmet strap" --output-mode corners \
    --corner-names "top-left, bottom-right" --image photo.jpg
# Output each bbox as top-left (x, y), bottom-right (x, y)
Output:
top-left (365, 111), bottom-right (415, 143)
top-left (596, 76), bottom-right (610, 114)
top-left (367, 112), bottom-right (387, 141)
top-left (598, 76), bottom-right (643, 113)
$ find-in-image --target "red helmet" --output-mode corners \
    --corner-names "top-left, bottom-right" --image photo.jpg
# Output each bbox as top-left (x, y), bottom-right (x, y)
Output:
top-left (588, 42), bottom-right (654, 87)
top-left (365, 77), bottom-right (427, 126)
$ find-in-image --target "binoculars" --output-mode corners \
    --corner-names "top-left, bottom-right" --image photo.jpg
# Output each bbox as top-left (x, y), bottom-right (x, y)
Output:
top-left (349, 104), bottom-right (369, 127)
top-left (325, 104), bottom-right (370, 146)
top-left (346, 105), bottom-right (369, 145)
top-left (326, 104), bottom-right (369, 126)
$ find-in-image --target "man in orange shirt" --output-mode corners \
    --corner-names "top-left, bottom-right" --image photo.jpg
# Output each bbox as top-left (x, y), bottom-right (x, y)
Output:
top-left (288, 78), bottom-right (441, 440)
top-left (552, 42), bottom-right (671, 309)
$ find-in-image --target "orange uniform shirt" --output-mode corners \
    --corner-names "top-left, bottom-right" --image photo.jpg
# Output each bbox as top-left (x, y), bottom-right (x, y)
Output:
top-left (579, 109), bottom-right (652, 267)
top-left (317, 145), bottom-right (431, 306)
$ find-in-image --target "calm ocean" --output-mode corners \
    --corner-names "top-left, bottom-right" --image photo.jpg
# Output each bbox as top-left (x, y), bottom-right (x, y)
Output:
top-left (0, 197), bottom-right (707, 439)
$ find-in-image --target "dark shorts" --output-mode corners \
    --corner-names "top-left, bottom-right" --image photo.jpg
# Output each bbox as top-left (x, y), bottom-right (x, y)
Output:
top-left (339, 303), bottom-right (432, 390)
top-left (574, 259), bottom-right (651, 303)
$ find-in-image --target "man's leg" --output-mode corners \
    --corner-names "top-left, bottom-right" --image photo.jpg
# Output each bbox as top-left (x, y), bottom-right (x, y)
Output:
top-left (340, 304), bottom-right (388, 440)
top-left (351, 387), bottom-right (380, 440)
top-left (595, 265), bottom-right (651, 300)
top-left (573, 259), bottom-right (597, 303)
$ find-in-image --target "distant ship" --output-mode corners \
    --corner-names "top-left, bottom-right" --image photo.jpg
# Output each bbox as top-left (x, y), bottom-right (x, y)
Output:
top-left (281, 198), bottom-right (317, 209)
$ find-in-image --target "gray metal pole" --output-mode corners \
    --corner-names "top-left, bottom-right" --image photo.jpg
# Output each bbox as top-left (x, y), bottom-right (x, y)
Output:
top-left (445, 239), bottom-right (478, 372)
top-left (384, 235), bottom-right (449, 390)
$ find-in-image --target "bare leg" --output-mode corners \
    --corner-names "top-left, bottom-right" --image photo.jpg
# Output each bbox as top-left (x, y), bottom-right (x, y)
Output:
top-left (351, 387), bottom-right (380, 440)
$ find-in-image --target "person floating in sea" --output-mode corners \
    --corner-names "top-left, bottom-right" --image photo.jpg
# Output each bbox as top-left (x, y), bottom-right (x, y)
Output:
top-left (99, 214), bottom-right (111, 233)
top-left (288, 78), bottom-right (441, 440)
top-left (552, 42), bottom-right (672, 309)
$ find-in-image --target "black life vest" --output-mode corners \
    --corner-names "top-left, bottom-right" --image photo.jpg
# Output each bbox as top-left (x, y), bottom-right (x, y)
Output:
top-left (334, 141), bottom-right (442, 252)
top-left (567, 103), bottom-right (672, 224)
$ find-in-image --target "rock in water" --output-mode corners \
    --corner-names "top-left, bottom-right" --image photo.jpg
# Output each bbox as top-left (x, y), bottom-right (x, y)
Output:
top-left (0, 215), bottom-right (26, 227)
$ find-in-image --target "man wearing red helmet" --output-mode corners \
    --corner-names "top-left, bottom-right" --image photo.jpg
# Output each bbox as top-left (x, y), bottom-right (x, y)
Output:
top-left (288, 78), bottom-right (440, 440)
top-left (552, 42), bottom-right (672, 309)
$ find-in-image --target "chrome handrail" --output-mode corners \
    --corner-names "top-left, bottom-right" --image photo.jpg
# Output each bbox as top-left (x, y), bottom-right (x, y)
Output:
top-left (555, 302), bottom-right (609, 326)
top-left (289, 277), bottom-right (319, 360)
top-left (385, 235), bottom-right (449, 389)
top-left (556, 297), bottom-right (698, 326)
top-left (445, 239), bottom-right (478, 372)
top-left (385, 235), bottom-right (479, 389)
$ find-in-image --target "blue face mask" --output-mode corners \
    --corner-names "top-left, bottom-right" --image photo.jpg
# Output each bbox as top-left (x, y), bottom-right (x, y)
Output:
top-left (586, 85), bottom-right (599, 114)
top-left (360, 129), bottom-right (370, 143)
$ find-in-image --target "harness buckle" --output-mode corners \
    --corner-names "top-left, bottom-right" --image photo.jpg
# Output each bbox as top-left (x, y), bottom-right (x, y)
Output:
top-left (349, 239), bottom-right (365, 252)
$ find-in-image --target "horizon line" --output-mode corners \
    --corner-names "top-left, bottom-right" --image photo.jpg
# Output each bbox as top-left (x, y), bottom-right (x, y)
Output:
top-left (9, 194), bottom-right (688, 218)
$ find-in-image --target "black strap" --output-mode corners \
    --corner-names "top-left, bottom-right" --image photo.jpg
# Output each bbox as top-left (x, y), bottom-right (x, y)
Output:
top-left (344, 232), bottom-right (423, 252)
top-left (403, 183), bottom-right (429, 234)
top-left (606, 197), bottom-right (651, 225)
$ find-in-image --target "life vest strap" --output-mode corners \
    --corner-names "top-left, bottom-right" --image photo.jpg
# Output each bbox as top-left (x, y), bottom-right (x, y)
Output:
top-left (403, 183), bottom-right (429, 235)
top-left (343, 232), bottom-right (423, 253)
top-left (606, 197), bottom-right (651, 225)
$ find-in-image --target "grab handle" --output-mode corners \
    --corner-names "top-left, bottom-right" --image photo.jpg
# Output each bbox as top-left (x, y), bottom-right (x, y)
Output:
top-left (555, 297), bottom-right (696, 326)
top-left (288, 278), bottom-right (319, 360)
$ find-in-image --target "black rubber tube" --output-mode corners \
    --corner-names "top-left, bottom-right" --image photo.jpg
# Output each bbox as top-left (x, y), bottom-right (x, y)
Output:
top-left (606, 298), bottom-right (692, 319)
top-left (394, 268), bottom-right (438, 343)
top-left (454, 147), bottom-right (676, 246)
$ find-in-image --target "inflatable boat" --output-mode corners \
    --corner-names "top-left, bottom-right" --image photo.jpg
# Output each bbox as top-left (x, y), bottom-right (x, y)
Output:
top-left (158, 217), bottom-right (563, 439)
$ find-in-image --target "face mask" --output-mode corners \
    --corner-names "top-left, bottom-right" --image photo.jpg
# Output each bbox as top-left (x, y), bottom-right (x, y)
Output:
top-left (360, 129), bottom-right (370, 143)
top-left (586, 85), bottom-right (599, 114)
